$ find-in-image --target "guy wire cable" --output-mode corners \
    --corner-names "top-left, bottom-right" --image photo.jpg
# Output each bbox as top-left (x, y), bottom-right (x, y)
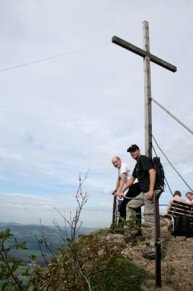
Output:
top-left (152, 98), bottom-right (193, 136)
top-left (152, 135), bottom-right (193, 192)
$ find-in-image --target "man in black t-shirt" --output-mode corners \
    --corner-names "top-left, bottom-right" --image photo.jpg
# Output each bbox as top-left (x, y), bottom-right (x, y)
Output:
top-left (119, 144), bottom-right (160, 260)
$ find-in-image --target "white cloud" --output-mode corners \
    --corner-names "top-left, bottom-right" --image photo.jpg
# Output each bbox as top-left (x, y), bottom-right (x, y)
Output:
top-left (0, 0), bottom-right (193, 227)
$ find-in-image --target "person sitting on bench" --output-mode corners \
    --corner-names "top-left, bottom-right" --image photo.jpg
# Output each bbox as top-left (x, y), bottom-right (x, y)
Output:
top-left (164, 190), bottom-right (186, 226)
top-left (167, 190), bottom-right (186, 212)
top-left (185, 191), bottom-right (193, 206)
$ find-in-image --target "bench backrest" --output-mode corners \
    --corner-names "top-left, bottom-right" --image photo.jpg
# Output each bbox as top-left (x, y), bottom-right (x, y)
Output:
top-left (168, 201), bottom-right (193, 220)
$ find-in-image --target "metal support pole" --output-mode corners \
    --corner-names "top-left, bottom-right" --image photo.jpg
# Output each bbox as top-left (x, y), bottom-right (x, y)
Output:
top-left (112, 196), bottom-right (117, 227)
top-left (154, 192), bottom-right (162, 288)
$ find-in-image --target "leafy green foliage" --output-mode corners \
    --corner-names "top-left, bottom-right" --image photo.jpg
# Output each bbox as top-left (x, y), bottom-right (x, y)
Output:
top-left (0, 228), bottom-right (31, 290)
top-left (31, 229), bottom-right (149, 290)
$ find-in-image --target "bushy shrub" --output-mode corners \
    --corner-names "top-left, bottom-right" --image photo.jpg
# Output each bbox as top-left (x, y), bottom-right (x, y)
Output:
top-left (31, 229), bottom-right (149, 290)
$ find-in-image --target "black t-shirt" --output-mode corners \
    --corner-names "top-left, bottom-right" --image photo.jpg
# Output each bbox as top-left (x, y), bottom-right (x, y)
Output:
top-left (132, 155), bottom-right (154, 192)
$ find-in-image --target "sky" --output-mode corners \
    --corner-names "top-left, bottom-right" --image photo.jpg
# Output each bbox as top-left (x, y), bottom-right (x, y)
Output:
top-left (0, 0), bottom-right (193, 228)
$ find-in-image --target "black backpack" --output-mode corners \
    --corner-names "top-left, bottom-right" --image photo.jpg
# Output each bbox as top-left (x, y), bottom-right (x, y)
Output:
top-left (171, 215), bottom-right (193, 237)
top-left (152, 157), bottom-right (165, 191)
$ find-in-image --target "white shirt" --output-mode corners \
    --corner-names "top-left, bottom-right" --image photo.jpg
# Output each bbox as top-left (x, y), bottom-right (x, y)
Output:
top-left (118, 162), bottom-right (132, 183)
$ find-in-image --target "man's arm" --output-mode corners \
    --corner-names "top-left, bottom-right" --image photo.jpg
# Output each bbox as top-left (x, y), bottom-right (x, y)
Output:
top-left (116, 172), bottom-right (127, 194)
top-left (146, 168), bottom-right (156, 200)
top-left (116, 176), bottom-right (135, 197)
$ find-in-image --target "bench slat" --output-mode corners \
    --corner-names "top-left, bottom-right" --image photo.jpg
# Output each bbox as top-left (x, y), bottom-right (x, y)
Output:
top-left (168, 201), bottom-right (193, 219)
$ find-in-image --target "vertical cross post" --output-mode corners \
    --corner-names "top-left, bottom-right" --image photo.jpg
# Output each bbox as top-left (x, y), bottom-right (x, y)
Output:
top-left (112, 20), bottom-right (177, 288)
top-left (143, 21), bottom-right (152, 158)
top-left (112, 20), bottom-right (177, 158)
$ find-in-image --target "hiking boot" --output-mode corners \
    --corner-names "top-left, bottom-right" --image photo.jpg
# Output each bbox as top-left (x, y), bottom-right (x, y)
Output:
top-left (142, 251), bottom-right (156, 260)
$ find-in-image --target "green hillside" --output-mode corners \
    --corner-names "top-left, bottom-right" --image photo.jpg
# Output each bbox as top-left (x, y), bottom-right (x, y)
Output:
top-left (0, 222), bottom-right (96, 265)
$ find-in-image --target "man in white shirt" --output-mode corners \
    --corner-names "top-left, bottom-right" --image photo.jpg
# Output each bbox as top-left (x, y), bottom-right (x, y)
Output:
top-left (112, 156), bottom-right (141, 224)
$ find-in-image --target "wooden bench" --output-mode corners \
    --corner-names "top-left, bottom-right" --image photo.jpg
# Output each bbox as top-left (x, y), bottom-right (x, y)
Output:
top-left (167, 201), bottom-right (193, 219)
top-left (166, 201), bottom-right (193, 236)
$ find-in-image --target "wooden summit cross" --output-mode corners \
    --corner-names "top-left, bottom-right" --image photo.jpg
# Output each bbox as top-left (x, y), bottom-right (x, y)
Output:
top-left (112, 20), bottom-right (177, 288)
top-left (112, 20), bottom-right (177, 158)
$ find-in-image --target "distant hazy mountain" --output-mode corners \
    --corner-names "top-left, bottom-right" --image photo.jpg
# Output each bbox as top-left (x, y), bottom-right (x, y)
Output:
top-left (0, 222), bottom-right (97, 265)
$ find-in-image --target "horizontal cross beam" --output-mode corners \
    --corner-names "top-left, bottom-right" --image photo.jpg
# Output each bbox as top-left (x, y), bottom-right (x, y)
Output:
top-left (112, 35), bottom-right (177, 73)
